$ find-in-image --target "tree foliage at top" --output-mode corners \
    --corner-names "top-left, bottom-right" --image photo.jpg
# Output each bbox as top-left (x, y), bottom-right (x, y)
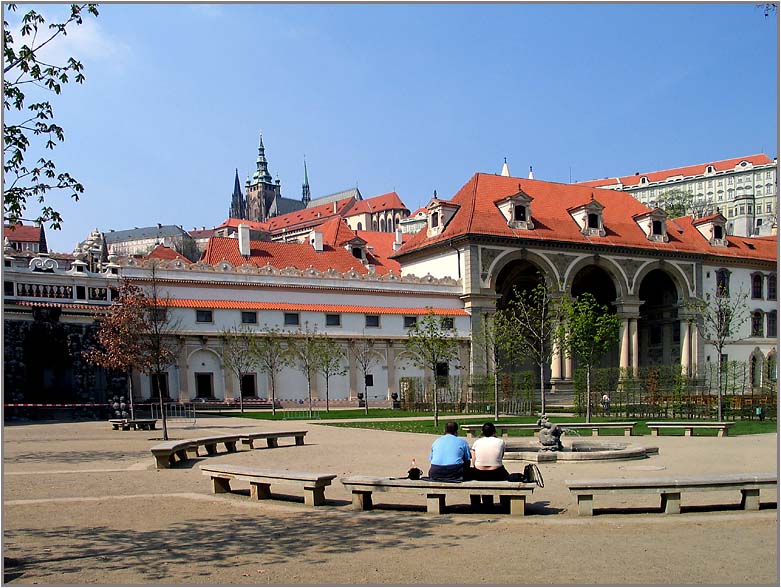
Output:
top-left (220, 324), bottom-right (259, 414)
top-left (3, 3), bottom-right (99, 228)
top-left (251, 326), bottom-right (293, 416)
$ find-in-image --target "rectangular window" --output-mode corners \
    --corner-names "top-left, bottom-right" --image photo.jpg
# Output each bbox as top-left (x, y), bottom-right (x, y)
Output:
top-left (751, 312), bottom-right (764, 337)
top-left (767, 203), bottom-right (772, 213)
top-left (76, 285), bottom-right (86, 300)
top-left (404, 316), bottom-right (418, 328)
top-left (768, 275), bottom-right (777, 301)
top-left (283, 312), bottom-right (300, 326)
top-left (365, 314), bottom-right (380, 328)
top-left (441, 317), bottom-right (455, 330)
top-left (241, 311), bottom-right (257, 324)
top-left (151, 308), bottom-right (168, 322)
top-left (325, 313), bottom-right (341, 327)
top-left (196, 310), bottom-right (213, 323)
top-left (768, 312), bottom-right (778, 338)
top-left (739, 206), bottom-right (745, 215)
top-left (4, 281), bottom-right (13, 296)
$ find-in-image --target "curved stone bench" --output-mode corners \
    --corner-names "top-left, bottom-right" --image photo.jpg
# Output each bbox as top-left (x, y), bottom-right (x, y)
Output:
top-left (240, 430), bottom-right (307, 449)
top-left (151, 435), bottom-right (240, 469)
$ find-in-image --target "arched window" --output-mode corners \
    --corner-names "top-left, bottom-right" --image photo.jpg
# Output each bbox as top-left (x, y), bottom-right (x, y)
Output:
top-left (715, 269), bottom-right (730, 295)
top-left (380, 218), bottom-right (386, 232)
top-left (767, 310), bottom-right (777, 338)
top-left (752, 273), bottom-right (764, 299)
top-left (751, 311), bottom-right (764, 337)
top-left (767, 274), bottom-right (777, 301)
top-left (514, 205), bottom-right (527, 222)
top-left (587, 213), bottom-right (599, 229)
top-left (750, 353), bottom-right (762, 388)
top-left (766, 352), bottom-right (778, 383)
top-left (431, 212), bottom-right (439, 228)
top-left (356, 222), bottom-right (363, 231)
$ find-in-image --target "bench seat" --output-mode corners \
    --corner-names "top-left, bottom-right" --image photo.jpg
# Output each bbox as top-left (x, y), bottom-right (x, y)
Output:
top-left (201, 464), bottom-right (337, 506)
top-left (646, 421), bottom-right (734, 437)
top-left (239, 430), bottom-right (307, 449)
top-left (566, 473), bottom-right (777, 515)
top-left (341, 475), bottom-right (535, 516)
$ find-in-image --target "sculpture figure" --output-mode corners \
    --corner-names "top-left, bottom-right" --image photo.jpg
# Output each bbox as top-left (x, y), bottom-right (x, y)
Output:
top-left (537, 414), bottom-right (565, 451)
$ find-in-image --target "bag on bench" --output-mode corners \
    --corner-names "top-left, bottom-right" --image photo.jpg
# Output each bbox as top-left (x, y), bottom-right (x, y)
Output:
top-left (517, 463), bottom-right (543, 487)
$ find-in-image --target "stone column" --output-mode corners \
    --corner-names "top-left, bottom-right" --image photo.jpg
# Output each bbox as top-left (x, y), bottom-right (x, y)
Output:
top-left (348, 340), bottom-right (358, 400)
top-left (681, 320), bottom-right (691, 376)
top-left (619, 318), bottom-right (630, 371)
top-left (550, 341), bottom-right (562, 380)
top-left (630, 318), bottom-right (639, 375)
top-left (223, 350), bottom-right (235, 401)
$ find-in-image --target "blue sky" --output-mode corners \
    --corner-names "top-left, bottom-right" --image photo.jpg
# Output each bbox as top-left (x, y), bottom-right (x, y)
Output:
top-left (5, 3), bottom-right (778, 253)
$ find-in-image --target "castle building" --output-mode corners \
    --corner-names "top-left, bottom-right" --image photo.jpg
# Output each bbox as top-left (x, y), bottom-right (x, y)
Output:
top-left (578, 154), bottom-right (778, 238)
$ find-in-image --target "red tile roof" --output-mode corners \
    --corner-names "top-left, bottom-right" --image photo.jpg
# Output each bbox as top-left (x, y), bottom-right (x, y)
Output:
top-left (265, 197), bottom-right (355, 232)
top-left (189, 229), bottom-right (216, 239)
top-left (202, 236), bottom-right (394, 274)
top-left (395, 173), bottom-right (777, 262)
top-left (161, 298), bottom-right (467, 316)
top-left (318, 216), bottom-right (361, 248)
top-left (144, 244), bottom-right (190, 263)
top-left (347, 192), bottom-right (408, 215)
top-left (216, 218), bottom-right (269, 232)
top-left (579, 154), bottom-right (774, 188)
top-left (4, 223), bottom-right (43, 243)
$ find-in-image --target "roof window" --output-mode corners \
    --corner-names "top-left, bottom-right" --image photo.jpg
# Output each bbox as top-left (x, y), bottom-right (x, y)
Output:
top-left (633, 209), bottom-right (669, 243)
top-left (496, 186), bottom-right (535, 230)
top-left (568, 196), bottom-right (606, 237)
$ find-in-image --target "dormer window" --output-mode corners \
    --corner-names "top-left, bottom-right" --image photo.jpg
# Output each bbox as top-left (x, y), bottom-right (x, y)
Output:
top-left (426, 193), bottom-right (460, 238)
top-left (713, 225), bottom-right (723, 240)
top-left (497, 187), bottom-right (534, 230)
top-left (652, 220), bottom-right (663, 235)
top-left (352, 247), bottom-right (363, 259)
top-left (640, 176), bottom-right (649, 185)
top-left (633, 208), bottom-right (669, 242)
top-left (569, 196), bottom-right (606, 237)
top-left (693, 212), bottom-right (728, 247)
top-left (706, 165), bottom-right (715, 174)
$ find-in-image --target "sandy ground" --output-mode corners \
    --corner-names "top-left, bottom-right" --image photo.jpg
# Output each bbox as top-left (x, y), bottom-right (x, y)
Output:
top-left (1, 414), bottom-right (778, 586)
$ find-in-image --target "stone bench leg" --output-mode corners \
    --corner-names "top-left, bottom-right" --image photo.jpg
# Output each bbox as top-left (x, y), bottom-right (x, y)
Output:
top-left (295, 435), bottom-right (305, 446)
top-left (225, 441), bottom-right (237, 452)
top-left (740, 488), bottom-right (760, 510)
top-left (304, 485), bottom-right (326, 507)
top-left (186, 447), bottom-right (200, 458)
top-left (718, 428), bottom-right (728, 438)
top-left (266, 438), bottom-right (279, 448)
top-left (650, 429), bottom-right (659, 436)
top-left (661, 492), bottom-right (681, 514)
top-left (426, 493), bottom-right (446, 515)
top-left (505, 495), bottom-right (526, 516)
top-left (212, 476), bottom-right (231, 494)
top-left (624, 428), bottom-right (632, 437)
top-left (250, 482), bottom-right (272, 500)
top-left (684, 428), bottom-right (693, 437)
top-left (176, 449), bottom-right (190, 462)
top-left (242, 439), bottom-right (254, 449)
top-left (351, 491), bottom-right (373, 511)
top-left (205, 443), bottom-right (218, 455)
top-left (154, 455), bottom-right (170, 469)
top-left (112, 423), bottom-right (121, 430)
top-left (592, 428), bottom-right (599, 436)
top-left (576, 494), bottom-right (594, 516)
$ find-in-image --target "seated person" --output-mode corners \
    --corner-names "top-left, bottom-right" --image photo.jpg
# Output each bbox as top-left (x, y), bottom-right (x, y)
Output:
top-left (470, 422), bottom-right (509, 481)
top-left (428, 421), bottom-right (471, 482)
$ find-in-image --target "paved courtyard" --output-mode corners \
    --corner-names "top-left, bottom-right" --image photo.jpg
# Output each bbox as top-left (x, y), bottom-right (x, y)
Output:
top-left (2, 415), bottom-right (778, 585)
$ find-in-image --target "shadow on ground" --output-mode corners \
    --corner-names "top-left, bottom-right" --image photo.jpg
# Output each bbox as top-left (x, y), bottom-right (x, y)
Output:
top-left (7, 450), bottom-right (147, 465)
top-left (4, 511), bottom-right (490, 582)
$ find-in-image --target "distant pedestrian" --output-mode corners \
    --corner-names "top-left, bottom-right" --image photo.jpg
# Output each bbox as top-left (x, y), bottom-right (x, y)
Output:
top-left (601, 393), bottom-right (611, 414)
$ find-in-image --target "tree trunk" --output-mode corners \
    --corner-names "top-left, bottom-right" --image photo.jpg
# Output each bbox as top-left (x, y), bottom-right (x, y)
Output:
top-left (585, 366), bottom-right (591, 423)
top-left (325, 377), bottom-right (330, 412)
top-left (156, 373), bottom-right (168, 441)
top-left (308, 375), bottom-right (313, 418)
top-left (270, 373), bottom-right (277, 416)
top-left (539, 358), bottom-right (546, 416)
top-left (433, 370), bottom-right (439, 427)
top-left (364, 377), bottom-right (369, 416)
top-left (493, 358), bottom-right (499, 422)
top-left (127, 369), bottom-right (135, 421)
top-left (717, 359), bottom-right (723, 422)
top-left (239, 373), bottom-right (244, 414)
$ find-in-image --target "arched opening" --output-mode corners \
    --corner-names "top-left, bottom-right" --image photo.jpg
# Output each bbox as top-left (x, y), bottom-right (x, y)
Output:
top-left (494, 259), bottom-right (546, 311)
top-left (570, 265), bottom-right (620, 370)
top-left (638, 269), bottom-right (680, 367)
top-left (380, 218), bottom-right (386, 232)
top-left (356, 222), bottom-right (363, 231)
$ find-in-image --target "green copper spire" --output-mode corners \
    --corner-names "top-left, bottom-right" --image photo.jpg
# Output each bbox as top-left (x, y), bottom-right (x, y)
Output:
top-left (302, 157), bottom-right (311, 205)
top-left (252, 132), bottom-right (273, 184)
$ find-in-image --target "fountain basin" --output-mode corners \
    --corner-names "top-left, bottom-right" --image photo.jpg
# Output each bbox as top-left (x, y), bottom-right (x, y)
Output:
top-left (504, 440), bottom-right (656, 462)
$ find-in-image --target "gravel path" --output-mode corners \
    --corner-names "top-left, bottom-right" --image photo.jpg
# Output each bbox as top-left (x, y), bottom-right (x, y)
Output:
top-left (2, 415), bottom-right (777, 585)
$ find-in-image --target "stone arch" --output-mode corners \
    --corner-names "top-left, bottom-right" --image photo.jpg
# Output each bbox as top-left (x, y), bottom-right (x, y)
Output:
top-left (188, 347), bottom-right (225, 400)
top-left (562, 255), bottom-right (627, 300)
top-left (380, 218), bottom-right (386, 232)
top-left (632, 260), bottom-right (691, 300)
top-left (187, 346), bottom-right (223, 366)
top-left (749, 347), bottom-right (764, 389)
top-left (484, 249), bottom-right (561, 294)
top-left (636, 268), bottom-right (684, 367)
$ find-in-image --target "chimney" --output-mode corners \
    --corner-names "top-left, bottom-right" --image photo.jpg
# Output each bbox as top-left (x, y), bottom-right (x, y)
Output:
top-left (392, 227), bottom-right (403, 251)
top-left (309, 230), bottom-right (323, 252)
top-left (333, 202), bottom-right (337, 214)
top-left (238, 224), bottom-right (250, 256)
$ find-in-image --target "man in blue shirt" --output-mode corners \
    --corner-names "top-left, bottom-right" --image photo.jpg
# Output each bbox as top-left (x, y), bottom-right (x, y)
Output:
top-left (428, 421), bottom-right (471, 482)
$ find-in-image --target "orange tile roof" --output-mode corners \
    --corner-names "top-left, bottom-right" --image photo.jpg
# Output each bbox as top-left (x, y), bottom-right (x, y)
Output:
top-left (318, 216), bottom-right (361, 247)
top-left (160, 298), bottom-right (467, 315)
top-left (201, 236), bottom-right (397, 274)
top-left (144, 244), bottom-right (190, 263)
top-left (4, 223), bottom-right (42, 243)
top-left (265, 197), bottom-right (355, 232)
top-left (579, 154), bottom-right (774, 188)
top-left (395, 173), bottom-right (777, 262)
top-left (216, 218), bottom-right (269, 232)
top-left (357, 230), bottom-right (406, 273)
top-left (347, 192), bottom-right (408, 216)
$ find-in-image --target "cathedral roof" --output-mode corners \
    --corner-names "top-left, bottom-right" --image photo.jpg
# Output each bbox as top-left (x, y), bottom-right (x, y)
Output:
top-left (307, 187), bottom-right (362, 208)
top-left (394, 172), bottom-right (777, 262)
top-left (265, 197), bottom-right (355, 232)
top-left (346, 192), bottom-right (408, 215)
top-left (273, 197), bottom-right (307, 216)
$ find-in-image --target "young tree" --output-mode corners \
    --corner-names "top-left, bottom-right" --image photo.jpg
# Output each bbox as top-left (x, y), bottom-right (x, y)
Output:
top-left (687, 287), bottom-right (748, 421)
top-left (220, 324), bottom-right (258, 414)
top-left (84, 270), bottom-right (179, 440)
top-left (290, 324), bottom-right (321, 418)
top-left (559, 292), bottom-right (620, 423)
top-left (506, 281), bottom-right (565, 416)
top-left (251, 326), bottom-right (293, 416)
top-left (475, 309), bottom-right (517, 421)
top-left (3, 4), bottom-right (99, 228)
top-left (350, 336), bottom-right (380, 416)
top-left (314, 335), bottom-right (347, 412)
top-left (405, 310), bottom-right (460, 427)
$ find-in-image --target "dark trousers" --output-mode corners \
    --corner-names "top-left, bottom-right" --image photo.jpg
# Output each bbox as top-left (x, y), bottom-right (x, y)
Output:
top-left (428, 462), bottom-right (469, 482)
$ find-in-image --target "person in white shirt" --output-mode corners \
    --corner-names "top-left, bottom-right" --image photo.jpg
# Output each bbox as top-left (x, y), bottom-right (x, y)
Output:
top-left (469, 422), bottom-right (509, 481)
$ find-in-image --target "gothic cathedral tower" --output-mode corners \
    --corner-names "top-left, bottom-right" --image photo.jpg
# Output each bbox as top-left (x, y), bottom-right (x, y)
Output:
top-left (245, 133), bottom-right (281, 222)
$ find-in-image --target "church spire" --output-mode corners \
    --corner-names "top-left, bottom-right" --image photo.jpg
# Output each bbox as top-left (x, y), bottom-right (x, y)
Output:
top-left (500, 157), bottom-right (510, 177)
top-left (302, 158), bottom-right (311, 206)
top-left (229, 168), bottom-right (246, 219)
top-left (252, 132), bottom-right (273, 184)
top-left (528, 165), bottom-right (535, 180)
